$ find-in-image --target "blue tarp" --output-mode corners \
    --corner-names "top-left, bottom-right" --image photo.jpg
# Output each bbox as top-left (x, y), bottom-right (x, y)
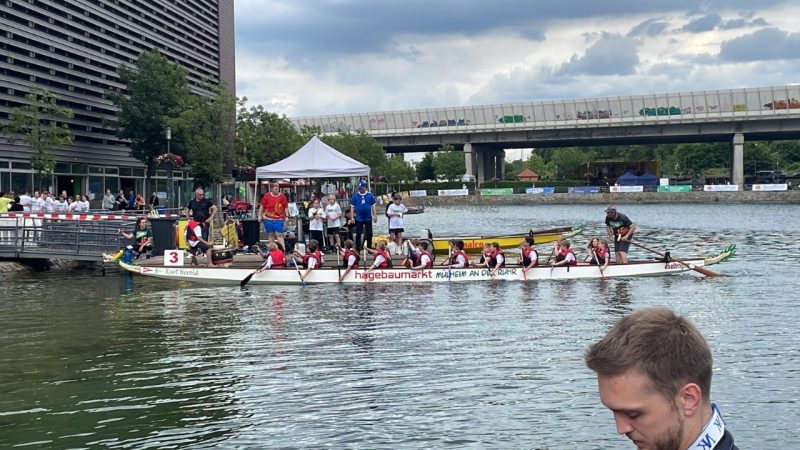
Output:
top-left (616, 171), bottom-right (639, 186)
top-left (637, 171), bottom-right (658, 186)
top-left (616, 171), bottom-right (658, 186)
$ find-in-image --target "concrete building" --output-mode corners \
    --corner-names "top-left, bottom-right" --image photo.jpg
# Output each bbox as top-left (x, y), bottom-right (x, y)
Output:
top-left (0, 0), bottom-right (235, 201)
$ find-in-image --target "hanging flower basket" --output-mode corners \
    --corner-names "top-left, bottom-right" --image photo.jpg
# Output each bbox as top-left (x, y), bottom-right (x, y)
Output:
top-left (237, 165), bottom-right (256, 181)
top-left (154, 153), bottom-right (185, 170)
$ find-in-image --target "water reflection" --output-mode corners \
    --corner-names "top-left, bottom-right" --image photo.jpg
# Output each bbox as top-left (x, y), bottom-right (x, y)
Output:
top-left (1, 203), bottom-right (799, 448)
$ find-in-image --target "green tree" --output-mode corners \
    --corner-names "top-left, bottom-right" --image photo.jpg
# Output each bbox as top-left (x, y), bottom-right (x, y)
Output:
top-left (236, 104), bottom-right (303, 167)
top-left (416, 152), bottom-right (436, 181)
top-left (550, 147), bottom-right (592, 179)
top-left (432, 144), bottom-right (466, 181)
top-left (108, 50), bottom-right (191, 185)
top-left (382, 154), bottom-right (416, 182)
top-left (4, 87), bottom-right (73, 190)
top-left (172, 82), bottom-right (237, 188)
top-left (743, 142), bottom-right (777, 175)
top-left (668, 143), bottom-right (728, 177)
top-left (322, 131), bottom-right (388, 172)
top-left (769, 140), bottom-right (800, 167)
top-left (505, 159), bottom-right (525, 179)
top-left (526, 152), bottom-right (552, 179)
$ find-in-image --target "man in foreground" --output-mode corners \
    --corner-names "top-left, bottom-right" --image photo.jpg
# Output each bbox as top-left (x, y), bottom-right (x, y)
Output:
top-left (585, 307), bottom-right (738, 450)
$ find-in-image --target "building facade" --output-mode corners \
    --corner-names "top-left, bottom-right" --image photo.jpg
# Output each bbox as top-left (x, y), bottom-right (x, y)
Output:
top-left (0, 0), bottom-right (235, 203)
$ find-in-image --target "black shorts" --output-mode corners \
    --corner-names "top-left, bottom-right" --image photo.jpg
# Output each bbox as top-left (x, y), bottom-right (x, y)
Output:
top-left (327, 227), bottom-right (340, 235)
top-left (614, 236), bottom-right (632, 253)
top-left (190, 242), bottom-right (211, 254)
top-left (389, 228), bottom-right (404, 234)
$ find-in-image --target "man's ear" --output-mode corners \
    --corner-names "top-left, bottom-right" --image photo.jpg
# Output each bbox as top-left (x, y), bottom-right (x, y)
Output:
top-left (678, 383), bottom-right (703, 417)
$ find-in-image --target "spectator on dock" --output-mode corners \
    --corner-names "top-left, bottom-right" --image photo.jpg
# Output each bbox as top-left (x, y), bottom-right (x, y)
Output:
top-left (102, 189), bottom-right (115, 210)
top-left (115, 190), bottom-right (129, 210)
top-left (0, 192), bottom-right (14, 213)
top-left (19, 190), bottom-right (32, 212)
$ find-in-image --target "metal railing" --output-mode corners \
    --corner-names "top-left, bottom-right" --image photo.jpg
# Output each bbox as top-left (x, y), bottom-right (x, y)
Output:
top-left (0, 217), bottom-right (130, 260)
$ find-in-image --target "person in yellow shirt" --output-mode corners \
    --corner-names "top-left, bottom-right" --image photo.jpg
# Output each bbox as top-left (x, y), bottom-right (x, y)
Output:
top-left (0, 192), bottom-right (15, 213)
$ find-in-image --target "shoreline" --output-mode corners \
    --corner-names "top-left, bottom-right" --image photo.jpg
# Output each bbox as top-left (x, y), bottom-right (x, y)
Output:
top-left (402, 190), bottom-right (800, 207)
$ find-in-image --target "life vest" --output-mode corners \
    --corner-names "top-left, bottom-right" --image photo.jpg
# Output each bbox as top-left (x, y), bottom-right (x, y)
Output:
top-left (594, 246), bottom-right (609, 263)
top-left (185, 220), bottom-right (205, 242)
top-left (417, 249), bottom-right (433, 269)
top-left (342, 248), bottom-right (359, 268)
top-left (488, 249), bottom-right (505, 268)
top-left (302, 250), bottom-right (322, 268)
top-left (269, 249), bottom-right (286, 268)
top-left (374, 248), bottom-right (391, 268)
top-left (521, 247), bottom-right (538, 266)
top-left (556, 248), bottom-right (577, 265)
top-left (450, 250), bottom-right (469, 267)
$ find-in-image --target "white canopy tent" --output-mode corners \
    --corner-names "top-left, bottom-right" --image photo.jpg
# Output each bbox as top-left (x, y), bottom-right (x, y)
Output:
top-left (252, 136), bottom-right (371, 206)
top-left (255, 136), bottom-right (370, 180)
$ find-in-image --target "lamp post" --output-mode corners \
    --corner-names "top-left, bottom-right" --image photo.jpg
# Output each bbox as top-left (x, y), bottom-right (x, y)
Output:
top-left (166, 127), bottom-right (172, 210)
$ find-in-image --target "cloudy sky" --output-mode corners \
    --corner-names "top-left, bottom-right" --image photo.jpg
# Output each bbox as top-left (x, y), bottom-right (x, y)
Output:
top-left (234, 0), bottom-right (800, 119)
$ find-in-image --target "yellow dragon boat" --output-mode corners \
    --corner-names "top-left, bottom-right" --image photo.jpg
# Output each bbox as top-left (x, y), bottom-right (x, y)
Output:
top-left (424, 224), bottom-right (585, 255)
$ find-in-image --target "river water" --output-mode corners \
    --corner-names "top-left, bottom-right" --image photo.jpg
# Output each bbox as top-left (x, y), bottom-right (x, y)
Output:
top-left (1, 203), bottom-right (798, 448)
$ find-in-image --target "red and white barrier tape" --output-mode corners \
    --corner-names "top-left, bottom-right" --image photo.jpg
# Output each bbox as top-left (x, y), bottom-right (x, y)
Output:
top-left (0, 213), bottom-right (181, 221)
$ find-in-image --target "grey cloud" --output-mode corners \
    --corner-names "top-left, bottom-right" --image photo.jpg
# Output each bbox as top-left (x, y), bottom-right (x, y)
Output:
top-left (237, 0), bottom-right (788, 59)
top-left (681, 13), bottom-right (722, 33)
top-left (719, 27), bottom-right (800, 61)
top-left (555, 33), bottom-right (639, 76)
top-left (718, 16), bottom-right (769, 30)
top-left (627, 18), bottom-right (670, 37)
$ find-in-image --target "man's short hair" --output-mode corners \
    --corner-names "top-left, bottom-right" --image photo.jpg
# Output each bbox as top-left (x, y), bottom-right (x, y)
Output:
top-left (585, 307), bottom-right (712, 401)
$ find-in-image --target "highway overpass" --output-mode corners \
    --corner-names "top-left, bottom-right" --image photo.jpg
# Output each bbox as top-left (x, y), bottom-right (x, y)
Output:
top-left (291, 85), bottom-right (800, 185)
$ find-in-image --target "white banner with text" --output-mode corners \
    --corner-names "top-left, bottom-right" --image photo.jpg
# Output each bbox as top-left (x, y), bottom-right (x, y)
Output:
top-left (437, 189), bottom-right (469, 196)
top-left (609, 185), bottom-right (644, 193)
top-left (751, 184), bottom-right (788, 191)
top-left (703, 185), bottom-right (739, 192)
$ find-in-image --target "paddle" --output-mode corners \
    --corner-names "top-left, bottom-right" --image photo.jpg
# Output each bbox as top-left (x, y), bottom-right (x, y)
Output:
top-left (240, 258), bottom-right (269, 288)
top-left (447, 246), bottom-right (452, 282)
top-left (291, 256), bottom-right (306, 286)
top-left (591, 250), bottom-right (606, 280)
top-left (336, 245), bottom-right (342, 283)
top-left (627, 241), bottom-right (721, 277)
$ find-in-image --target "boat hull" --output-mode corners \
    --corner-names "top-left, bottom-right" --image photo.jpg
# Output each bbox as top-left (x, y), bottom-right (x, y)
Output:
top-left (119, 258), bottom-right (707, 285)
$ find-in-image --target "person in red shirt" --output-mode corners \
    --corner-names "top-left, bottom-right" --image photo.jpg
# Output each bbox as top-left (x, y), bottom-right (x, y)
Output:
top-left (258, 182), bottom-right (289, 249)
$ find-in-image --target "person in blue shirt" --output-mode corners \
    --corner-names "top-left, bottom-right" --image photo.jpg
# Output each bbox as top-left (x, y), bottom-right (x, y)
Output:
top-left (349, 180), bottom-right (377, 251)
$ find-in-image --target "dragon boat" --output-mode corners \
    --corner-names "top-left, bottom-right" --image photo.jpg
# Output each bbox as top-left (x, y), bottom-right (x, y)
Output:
top-left (117, 243), bottom-right (735, 285)
top-left (424, 224), bottom-right (585, 255)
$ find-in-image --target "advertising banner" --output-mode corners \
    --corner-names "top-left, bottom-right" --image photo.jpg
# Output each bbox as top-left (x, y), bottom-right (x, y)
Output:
top-left (408, 190), bottom-right (428, 197)
top-left (703, 185), bottom-right (739, 192)
top-left (751, 184), bottom-right (788, 191)
top-left (609, 186), bottom-right (644, 193)
top-left (657, 185), bottom-right (692, 193)
top-left (437, 188), bottom-right (469, 196)
top-left (525, 187), bottom-right (556, 194)
top-left (480, 188), bottom-right (514, 196)
top-left (568, 186), bottom-right (601, 194)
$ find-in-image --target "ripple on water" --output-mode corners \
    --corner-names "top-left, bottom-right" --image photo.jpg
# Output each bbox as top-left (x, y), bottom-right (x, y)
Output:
top-left (0, 204), bottom-right (798, 448)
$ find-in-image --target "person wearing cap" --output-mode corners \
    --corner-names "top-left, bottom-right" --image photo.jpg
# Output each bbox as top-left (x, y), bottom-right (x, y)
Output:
top-left (604, 206), bottom-right (636, 264)
top-left (349, 180), bottom-right (377, 251)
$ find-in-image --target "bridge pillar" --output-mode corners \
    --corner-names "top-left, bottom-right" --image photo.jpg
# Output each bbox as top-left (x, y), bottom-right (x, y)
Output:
top-left (476, 146), bottom-right (485, 183)
top-left (463, 143), bottom-right (475, 181)
top-left (497, 149), bottom-right (506, 180)
top-left (731, 133), bottom-right (744, 187)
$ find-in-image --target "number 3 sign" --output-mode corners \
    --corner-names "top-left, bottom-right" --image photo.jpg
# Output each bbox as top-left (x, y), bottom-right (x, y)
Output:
top-left (164, 250), bottom-right (185, 266)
